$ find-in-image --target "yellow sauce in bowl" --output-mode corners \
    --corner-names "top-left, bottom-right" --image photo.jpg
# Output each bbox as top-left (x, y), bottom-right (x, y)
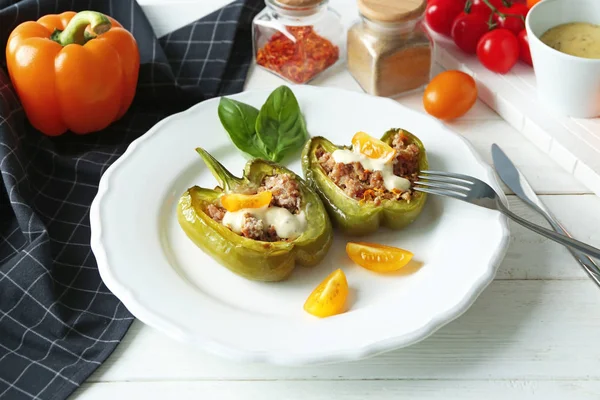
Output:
top-left (540, 22), bottom-right (600, 59)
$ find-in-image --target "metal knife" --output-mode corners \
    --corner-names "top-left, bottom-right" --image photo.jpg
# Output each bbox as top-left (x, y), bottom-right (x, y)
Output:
top-left (491, 143), bottom-right (600, 287)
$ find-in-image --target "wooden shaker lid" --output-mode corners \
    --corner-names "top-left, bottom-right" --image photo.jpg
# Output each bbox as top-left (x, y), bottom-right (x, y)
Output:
top-left (274, 0), bottom-right (323, 7)
top-left (358, 0), bottom-right (427, 23)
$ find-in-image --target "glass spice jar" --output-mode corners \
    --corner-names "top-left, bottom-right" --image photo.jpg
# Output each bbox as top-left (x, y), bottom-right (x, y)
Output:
top-left (347, 0), bottom-right (433, 98)
top-left (252, 0), bottom-right (344, 84)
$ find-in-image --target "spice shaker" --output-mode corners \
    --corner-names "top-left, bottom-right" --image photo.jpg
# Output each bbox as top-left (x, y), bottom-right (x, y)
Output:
top-left (252, 0), bottom-right (344, 84)
top-left (347, 0), bottom-right (433, 97)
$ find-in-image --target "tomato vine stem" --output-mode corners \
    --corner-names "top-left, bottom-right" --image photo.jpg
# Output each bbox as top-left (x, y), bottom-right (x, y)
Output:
top-left (464, 0), bottom-right (472, 14)
top-left (480, 0), bottom-right (526, 27)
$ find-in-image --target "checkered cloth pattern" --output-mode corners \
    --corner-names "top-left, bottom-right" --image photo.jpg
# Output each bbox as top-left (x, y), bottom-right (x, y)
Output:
top-left (0, 0), bottom-right (262, 398)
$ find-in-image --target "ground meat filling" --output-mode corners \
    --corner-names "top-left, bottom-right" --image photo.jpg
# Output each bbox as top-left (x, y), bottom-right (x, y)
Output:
top-left (316, 132), bottom-right (420, 205)
top-left (392, 133), bottom-right (420, 178)
top-left (258, 173), bottom-right (301, 214)
top-left (204, 173), bottom-right (302, 242)
top-left (206, 204), bottom-right (226, 223)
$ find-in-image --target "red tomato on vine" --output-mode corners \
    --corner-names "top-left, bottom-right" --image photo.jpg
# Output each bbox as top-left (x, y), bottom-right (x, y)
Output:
top-left (469, 0), bottom-right (504, 18)
top-left (494, 4), bottom-right (529, 35)
top-left (477, 28), bottom-right (520, 74)
top-left (517, 29), bottom-right (533, 66)
top-left (451, 12), bottom-right (490, 54)
top-left (425, 0), bottom-right (465, 36)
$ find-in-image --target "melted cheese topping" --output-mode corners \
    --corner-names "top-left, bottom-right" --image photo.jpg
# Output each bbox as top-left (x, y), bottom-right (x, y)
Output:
top-left (331, 148), bottom-right (411, 192)
top-left (222, 205), bottom-right (307, 240)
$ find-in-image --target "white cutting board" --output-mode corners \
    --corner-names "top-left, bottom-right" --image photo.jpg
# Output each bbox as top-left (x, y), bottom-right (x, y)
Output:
top-left (430, 32), bottom-right (600, 197)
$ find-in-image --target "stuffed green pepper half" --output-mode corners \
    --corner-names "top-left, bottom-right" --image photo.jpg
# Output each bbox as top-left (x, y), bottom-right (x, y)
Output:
top-left (177, 148), bottom-right (333, 282)
top-left (301, 128), bottom-right (428, 236)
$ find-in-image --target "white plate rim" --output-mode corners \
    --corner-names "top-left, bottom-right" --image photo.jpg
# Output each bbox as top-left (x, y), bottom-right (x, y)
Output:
top-left (90, 85), bottom-right (510, 365)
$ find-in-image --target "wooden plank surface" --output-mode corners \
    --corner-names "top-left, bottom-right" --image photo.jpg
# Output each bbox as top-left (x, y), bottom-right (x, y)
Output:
top-left (138, 0), bottom-right (233, 38)
top-left (89, 279), bottom-right (600, 382)
top-left (73, 381), bottom-right (600, 399)
top-left (74, 1), bottom-right (600, 399)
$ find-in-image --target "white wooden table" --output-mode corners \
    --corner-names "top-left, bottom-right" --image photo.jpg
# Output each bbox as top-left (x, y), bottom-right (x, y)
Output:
top-left (73, 1), bottom-right (600, 398)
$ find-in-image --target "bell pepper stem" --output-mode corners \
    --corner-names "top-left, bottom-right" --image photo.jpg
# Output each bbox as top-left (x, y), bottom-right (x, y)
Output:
top-left (53, 11), bottom-right (111, 46)
top-left (195, 147), bottom-right (243, 192)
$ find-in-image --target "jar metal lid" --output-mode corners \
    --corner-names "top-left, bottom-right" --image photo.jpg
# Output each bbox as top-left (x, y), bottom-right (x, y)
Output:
top-left (357, 0), bottom-right (427, 23)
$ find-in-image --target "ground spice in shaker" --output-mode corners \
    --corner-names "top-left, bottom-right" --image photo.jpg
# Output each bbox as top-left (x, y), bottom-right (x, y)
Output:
top-left (347, 0), bottom-right (433, 97)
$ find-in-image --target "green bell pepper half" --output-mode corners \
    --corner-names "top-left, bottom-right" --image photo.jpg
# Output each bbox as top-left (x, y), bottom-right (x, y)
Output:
top-left (301, 128), bottom-right (428, 236)
top-left (177, 148), bottom-right (333, 282)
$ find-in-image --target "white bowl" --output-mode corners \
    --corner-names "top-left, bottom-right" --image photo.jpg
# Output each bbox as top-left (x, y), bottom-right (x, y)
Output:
top-left (526, 0), bottom-right (600, 118)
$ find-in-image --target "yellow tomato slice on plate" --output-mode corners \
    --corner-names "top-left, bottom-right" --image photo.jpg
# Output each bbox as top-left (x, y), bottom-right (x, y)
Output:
top-left (346, 242), bottom-right (413, 273)
top-left (351, 131), bottom-right (396, 162)
top-left (220, 191), bottom-right (272, 212)
top-left (304, 269), bottom-right (349, 318)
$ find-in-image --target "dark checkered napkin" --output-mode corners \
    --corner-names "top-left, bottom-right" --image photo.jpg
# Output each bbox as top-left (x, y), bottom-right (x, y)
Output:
top-left (0, 0), bottom-right (262, 398)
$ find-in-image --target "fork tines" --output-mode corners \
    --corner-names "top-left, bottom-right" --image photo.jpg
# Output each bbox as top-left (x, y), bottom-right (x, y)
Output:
top-left (414, 170), bottom-right (474, 199)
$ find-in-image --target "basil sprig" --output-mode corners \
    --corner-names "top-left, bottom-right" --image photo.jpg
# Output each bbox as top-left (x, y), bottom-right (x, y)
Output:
top-left (218, 86), bottom-right (309, 162)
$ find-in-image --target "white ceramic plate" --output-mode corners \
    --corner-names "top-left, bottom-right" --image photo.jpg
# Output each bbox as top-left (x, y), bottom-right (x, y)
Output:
top-left (90, 85), bottom-right (510, 365)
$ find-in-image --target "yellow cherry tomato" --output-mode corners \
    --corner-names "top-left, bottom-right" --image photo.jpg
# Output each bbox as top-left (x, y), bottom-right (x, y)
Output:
top-left (220, 191), bottom-right (272, 212)
top-left (351, 131), bottom-right (396, 162)
top-left (423, 70), bottom-right (477, 121)
top-left (304, 269), bottom-right (349, 318)
top-left (346, 242), bottom-right (413, 273)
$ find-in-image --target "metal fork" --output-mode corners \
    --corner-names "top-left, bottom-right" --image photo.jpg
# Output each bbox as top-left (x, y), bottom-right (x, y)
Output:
top-left (414, 171), bottom-right (600, 260)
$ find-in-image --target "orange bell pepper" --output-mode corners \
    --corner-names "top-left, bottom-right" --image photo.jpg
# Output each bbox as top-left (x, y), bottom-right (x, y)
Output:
top-left (5, 11), bottom-right (140, 136)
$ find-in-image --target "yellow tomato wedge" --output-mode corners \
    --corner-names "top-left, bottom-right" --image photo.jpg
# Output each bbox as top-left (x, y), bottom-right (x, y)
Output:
top-left (351, 131), bottom-right (396, 162)
top-left (220, 191), bottom-right (272, 212)
top-left (346, 242), bottom-right (413, 273)
top-left (304, 269), bottom-right (349, 318)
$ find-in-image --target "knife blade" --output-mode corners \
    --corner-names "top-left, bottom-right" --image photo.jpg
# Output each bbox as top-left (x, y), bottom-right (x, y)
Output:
top-left (491, 144), bottom-right (600, 285)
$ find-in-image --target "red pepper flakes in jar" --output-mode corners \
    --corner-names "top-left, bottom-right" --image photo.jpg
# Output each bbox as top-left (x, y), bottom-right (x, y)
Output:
top-left (256, 26), bottom-right (340, 84)
top-left (252, 0), bottom-right (344, 84)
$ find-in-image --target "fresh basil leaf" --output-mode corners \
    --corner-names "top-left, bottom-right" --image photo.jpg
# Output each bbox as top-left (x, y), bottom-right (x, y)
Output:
top-left (218, 97), bottom-right (269, 159)
top-left (255, 86), bottom-right (308, 162)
